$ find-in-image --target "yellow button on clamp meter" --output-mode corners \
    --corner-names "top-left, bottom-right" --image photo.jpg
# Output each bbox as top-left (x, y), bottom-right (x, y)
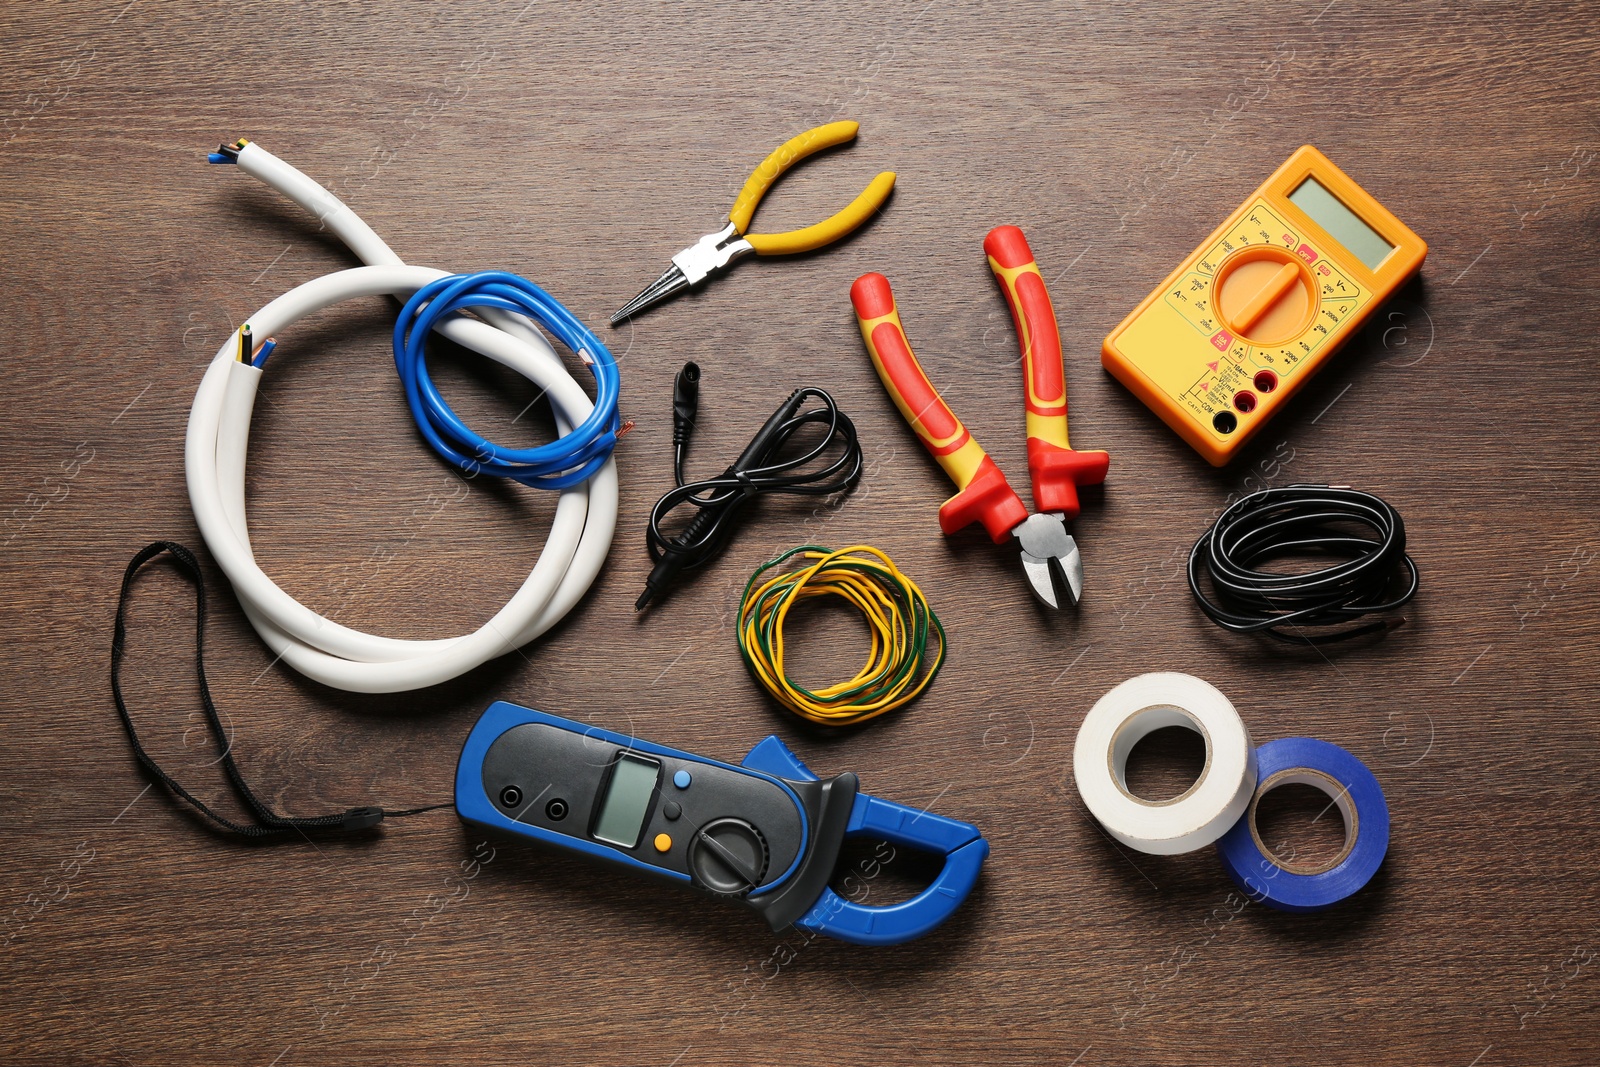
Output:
top-left (1102, 146), bottom-right (1427, 466)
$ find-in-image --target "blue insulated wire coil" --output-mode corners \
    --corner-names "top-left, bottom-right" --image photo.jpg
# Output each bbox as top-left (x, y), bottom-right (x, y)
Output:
top-left (392, 270), bottom-right (621, 489)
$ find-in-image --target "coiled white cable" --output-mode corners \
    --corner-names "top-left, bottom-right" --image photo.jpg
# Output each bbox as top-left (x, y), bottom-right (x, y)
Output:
top-left (186, 142), bottom-right (618, 693)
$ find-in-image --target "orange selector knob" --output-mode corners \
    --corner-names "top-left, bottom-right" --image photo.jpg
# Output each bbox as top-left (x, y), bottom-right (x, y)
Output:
top-left (1214, 247), bottom-right (1317, 346)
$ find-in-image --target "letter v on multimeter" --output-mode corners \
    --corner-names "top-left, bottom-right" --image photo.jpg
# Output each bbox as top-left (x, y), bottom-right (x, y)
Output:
top-left (454, 702), bottom-right (989, 946)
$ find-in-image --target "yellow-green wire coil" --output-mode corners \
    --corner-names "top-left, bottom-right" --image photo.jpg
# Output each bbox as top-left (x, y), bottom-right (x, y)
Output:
top-left (736, 544), bottom-right (945, 726)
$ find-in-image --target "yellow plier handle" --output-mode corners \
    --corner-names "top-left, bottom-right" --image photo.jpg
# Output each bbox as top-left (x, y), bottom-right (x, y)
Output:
top-left (727, 121), bottom-right (897, 256)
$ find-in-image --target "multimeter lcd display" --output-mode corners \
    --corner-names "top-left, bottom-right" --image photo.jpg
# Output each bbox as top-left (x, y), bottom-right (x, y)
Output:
top-left (1287, 177), bottom-right (1394, 270)
top-left (593, 754), bottom-right (660, 848)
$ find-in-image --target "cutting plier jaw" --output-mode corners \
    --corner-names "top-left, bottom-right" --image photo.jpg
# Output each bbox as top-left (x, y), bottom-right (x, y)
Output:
top-left (1014, 513), bottom-right (1083, 609)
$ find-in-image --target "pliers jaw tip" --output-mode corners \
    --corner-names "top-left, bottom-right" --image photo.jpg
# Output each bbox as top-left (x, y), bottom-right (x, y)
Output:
top-left (611, 264), bottom-right (689, 325)
top-left (610, 222), bottom-right (754, 325)
top-left (1015, 514), bottom-right (1083, 609)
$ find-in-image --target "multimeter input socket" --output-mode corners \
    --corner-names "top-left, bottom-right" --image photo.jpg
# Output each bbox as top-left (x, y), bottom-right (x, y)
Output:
top-left (1213, 411), bottom-right (1238, 435)
top-left (499, 785), bottom-right (523, 808)
top-left (1254, 370), bottom-right (1279, 393)
top-left (1234, 391), bottom-right (1258, 413)
top-left (545, 798), bottom-right (569, 821)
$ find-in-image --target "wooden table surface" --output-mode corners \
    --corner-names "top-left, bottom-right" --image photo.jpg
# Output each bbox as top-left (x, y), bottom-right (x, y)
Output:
top-left (4, 2), bottom-right (1598, 1064)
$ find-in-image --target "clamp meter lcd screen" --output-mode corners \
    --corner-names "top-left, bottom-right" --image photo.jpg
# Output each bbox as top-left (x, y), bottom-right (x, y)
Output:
top-left (592, 754), bottom-right (660, 848)
top-left (1287, 177), bottom-right (1394, 270)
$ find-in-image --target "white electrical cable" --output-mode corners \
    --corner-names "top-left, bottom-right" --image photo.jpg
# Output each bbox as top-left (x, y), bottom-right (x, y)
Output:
top-left (186, 142), bottom-right (618, 693)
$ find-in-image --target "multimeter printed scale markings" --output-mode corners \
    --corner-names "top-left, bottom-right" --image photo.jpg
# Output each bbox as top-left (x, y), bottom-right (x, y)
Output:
top-left (1159, 198), bottom-right (1372, 432)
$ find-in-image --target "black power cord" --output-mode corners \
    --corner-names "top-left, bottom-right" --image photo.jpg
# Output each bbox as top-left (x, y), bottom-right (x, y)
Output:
top-left (637, 364), bottom-right (863, 610)
top-left (1187, 485), bottom-right (1419, 645)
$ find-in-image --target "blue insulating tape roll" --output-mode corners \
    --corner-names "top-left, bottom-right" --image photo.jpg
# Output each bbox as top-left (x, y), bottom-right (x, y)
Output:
top-left (1215, 737), bottom-right (1389, 913)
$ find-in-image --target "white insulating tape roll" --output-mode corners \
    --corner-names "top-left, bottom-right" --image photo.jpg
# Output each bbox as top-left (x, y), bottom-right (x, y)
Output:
top-left (1073, 672), bottom-right (1258, 855)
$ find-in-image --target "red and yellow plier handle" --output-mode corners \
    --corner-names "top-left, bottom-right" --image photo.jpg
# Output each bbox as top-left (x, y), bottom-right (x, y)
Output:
top-left (849, 227), bottom-right (1110, 543)
top-left (850, 272), bottom-right (1029, 543)
top-left (983, 226), bottom-right (1110, 518)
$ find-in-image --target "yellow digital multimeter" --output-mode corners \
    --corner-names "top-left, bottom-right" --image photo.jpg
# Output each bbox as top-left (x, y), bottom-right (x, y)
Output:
top-left (1102, 146), bottom-right (1427, 466)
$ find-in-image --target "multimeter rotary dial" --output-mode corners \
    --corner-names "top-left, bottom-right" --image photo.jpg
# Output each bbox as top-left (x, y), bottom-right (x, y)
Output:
top-left (1213, 246), bottom-right (1317, 346)
top-left (689, 818), bottom-right (770, 895)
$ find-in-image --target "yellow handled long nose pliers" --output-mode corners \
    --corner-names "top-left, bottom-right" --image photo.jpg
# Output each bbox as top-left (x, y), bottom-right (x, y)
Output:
top-left (611, 121), bottom-right (895, 325)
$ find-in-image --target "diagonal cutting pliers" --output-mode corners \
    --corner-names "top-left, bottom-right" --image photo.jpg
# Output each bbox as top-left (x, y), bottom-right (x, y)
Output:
top-left (612, 121), bottom-right (896, 325)
top-left (849, 226), bottom-right (1110, 608)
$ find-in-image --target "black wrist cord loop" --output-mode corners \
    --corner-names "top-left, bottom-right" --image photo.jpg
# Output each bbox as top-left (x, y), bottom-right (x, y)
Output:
top-left (111, 541), bottom-right (451, 839)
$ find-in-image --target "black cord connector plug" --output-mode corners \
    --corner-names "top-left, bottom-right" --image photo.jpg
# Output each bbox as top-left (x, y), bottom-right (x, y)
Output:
top-left (341, 806), bottom-right (386, 831)
top-left (636, 366), bottom-right (863, 611)
top-left (672, 361), bottom-right (701, 478)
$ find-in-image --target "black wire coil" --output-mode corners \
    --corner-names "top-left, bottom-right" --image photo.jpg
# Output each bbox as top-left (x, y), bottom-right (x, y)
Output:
top-left (1187, 484), bottom-right (1419, 644)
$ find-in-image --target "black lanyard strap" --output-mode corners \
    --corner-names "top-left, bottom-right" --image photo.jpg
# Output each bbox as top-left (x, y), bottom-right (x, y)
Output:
top-left (111, 541), bottom-right (450, 839)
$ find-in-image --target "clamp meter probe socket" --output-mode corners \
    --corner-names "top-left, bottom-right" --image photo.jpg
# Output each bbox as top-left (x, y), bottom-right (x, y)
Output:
top-left (1102, 145), bottom-right (1427, 465)
top-left (455, 702), bottom-right (989, 945)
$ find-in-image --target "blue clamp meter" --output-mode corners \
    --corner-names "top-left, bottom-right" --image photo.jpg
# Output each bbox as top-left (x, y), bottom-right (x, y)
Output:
top-left (454, 702), bottom-right (989, 945)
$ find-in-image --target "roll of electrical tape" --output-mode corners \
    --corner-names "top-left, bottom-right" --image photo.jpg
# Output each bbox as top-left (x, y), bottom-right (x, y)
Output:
top-left (1073, 672), bottom-right (1258, 855)
top-left (1215, 737), bottom-right (1389, 912)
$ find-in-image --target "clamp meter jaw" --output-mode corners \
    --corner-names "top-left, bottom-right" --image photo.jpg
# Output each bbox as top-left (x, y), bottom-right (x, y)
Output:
top-left (455, 702), bottom-right (988, 945)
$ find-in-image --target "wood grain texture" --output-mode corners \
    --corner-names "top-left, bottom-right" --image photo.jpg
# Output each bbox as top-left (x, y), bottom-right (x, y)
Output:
top-left (2, 1), bottom-right (1598, 1063)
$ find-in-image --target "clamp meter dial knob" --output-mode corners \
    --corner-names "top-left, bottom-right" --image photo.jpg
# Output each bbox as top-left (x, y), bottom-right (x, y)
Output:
top-left (689, 818), bottom-right (770, 894)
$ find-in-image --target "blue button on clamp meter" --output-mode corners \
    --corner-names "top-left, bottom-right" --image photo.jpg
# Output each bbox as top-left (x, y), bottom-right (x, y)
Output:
top-left (455, 702), bottom-right (989, 945)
